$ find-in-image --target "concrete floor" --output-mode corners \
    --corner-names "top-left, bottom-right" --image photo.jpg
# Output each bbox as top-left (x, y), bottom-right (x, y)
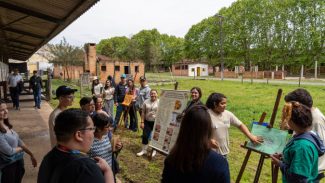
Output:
top-left (8, 95), bottom-right (52, 183)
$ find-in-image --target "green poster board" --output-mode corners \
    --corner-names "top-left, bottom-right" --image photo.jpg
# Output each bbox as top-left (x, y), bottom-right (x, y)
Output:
top-left (246, 124), bottom-right (288, 155)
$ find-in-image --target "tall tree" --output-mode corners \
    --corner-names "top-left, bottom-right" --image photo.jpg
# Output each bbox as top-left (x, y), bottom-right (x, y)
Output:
top-left (46, 38), bottom-right (84, 80)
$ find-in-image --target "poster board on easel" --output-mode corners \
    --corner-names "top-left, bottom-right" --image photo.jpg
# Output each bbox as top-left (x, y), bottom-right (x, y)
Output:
top-left (236, 88), bottom-right (284, 183)
top-left (149, 89), bottom-right (190, 155)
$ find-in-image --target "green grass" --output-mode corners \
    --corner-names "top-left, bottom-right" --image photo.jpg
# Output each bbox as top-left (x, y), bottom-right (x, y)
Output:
top-left (49, 77), bottom-right (325, 183)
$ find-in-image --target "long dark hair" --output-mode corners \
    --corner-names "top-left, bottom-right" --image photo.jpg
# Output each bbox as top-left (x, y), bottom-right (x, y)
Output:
top-left (206, 92), bottom-right (227, 109)
top-left (104, 80), bottom-right (112, 90)
top-left (0, 100), bottom-right (13, 133)
top-left (127, 78), bottom-right (135, 93)
top-left (91, 79), bottom-right (100, 94)
top-left (190, 87), bottom-right (202, 100)
top-left (167, 105), bottom-right (212, 172)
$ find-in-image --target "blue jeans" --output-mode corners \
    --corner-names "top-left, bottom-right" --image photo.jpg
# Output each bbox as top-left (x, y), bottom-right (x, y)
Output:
top-left (114, 103), bottom-right (124, 129)
top-left (33, 89), bottom-right (41, 108)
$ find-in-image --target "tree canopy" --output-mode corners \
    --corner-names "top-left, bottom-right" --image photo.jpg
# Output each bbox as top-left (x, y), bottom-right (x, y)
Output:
top-left (97, 0), bottom-right (324, 72)
top-left (46, 38), bottom-right (84, 80)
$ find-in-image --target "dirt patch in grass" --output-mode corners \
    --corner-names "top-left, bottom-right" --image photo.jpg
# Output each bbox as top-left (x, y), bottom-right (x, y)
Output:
top-left (115, 127), bottom-right (164, 183)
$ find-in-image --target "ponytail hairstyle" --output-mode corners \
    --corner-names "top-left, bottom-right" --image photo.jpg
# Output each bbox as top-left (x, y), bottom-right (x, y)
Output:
top-left (281, 101), bottom-right (312, 130)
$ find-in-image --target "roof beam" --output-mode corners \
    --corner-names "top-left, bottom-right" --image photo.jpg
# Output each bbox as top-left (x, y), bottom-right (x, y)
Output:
top-left (8, 44), bottom-right (34, 51)
top-left (9, 48), bottom-right (31, 54)
top-left (3, 27), bottom-right (45, 39)
top-left (9, 52), bottom-right (28, 56)
top-left (7, 39), bottom-right (37, 47)
top-left (0, 1), bottom-right (63, 24)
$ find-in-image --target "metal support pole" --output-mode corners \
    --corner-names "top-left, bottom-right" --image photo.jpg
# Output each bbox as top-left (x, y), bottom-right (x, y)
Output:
top-left (219, 16), bottom-right (224, 81)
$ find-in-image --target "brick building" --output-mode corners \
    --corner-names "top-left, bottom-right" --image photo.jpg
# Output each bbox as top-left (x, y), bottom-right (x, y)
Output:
top-left (85, 43), bottom-right (145, 82)
top-left (97, 55), bottom-right (145, 82)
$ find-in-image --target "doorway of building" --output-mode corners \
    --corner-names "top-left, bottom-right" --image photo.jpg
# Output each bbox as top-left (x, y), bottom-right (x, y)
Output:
top-left (197, 67), bottom-right (201, 76)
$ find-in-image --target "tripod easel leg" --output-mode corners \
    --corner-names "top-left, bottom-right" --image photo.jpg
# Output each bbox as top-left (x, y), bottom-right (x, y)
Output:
top-left (254, 155), bottom-right (265, 183)
top-left (271, 163), bottom-right (279, 183)
top-left (236, 149), bottom-right (252, 183)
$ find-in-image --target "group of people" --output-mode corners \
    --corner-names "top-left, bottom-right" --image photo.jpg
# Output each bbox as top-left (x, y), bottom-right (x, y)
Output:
top-left (7, 69), bottom-right (44, 110)
top-left (91, 74), bottom-right (157, 157)
top-left (3, 69), bottom-right (325, 183)
top-left (163, 88), bottom-right (325, 183)
top-left (91, 74), bottom-right (151, 133)
top-left (44, 84), bottom-right (122, 183)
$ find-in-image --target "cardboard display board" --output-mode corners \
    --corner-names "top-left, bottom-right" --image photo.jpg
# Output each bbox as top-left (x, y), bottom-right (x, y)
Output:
top-left (246, 124), bottom-right (288, 155)
top-left (149, 90), bottom-right (190, 154)
top-left (122, 94), bottom-right (133, 107)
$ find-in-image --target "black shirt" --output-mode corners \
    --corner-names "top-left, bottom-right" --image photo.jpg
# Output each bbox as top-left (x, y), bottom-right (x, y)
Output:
top-left (162, 150), bottom-right (230, 183)
top-left (114, 82), bottom-right (127, 103)
top-left (37, 147), bottom-right (105, 183)
top-left (29, 75), bottom-right (43, 90)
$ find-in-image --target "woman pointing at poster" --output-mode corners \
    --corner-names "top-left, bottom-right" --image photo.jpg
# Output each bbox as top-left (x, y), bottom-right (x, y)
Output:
top-left (206, 92), bottom-right (263, 157)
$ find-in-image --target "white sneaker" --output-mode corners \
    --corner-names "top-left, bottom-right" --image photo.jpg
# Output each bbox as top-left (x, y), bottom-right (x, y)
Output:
top-left (151, 150), bottom-right (157, 157)
top-left (136, 150), bottom-right (147, 157)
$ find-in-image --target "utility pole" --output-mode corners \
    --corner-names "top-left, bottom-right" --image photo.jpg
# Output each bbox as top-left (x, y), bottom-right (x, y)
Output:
top-left (215, 14), bottom-right (224, 81)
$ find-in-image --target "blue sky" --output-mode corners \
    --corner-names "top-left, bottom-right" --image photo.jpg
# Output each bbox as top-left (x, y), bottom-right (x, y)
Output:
top-left (50, 0), bottom-right (236, 46)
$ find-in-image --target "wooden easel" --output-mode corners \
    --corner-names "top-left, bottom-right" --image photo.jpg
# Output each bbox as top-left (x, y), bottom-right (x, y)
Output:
top-left (236, 89), bottom-right (282, 183)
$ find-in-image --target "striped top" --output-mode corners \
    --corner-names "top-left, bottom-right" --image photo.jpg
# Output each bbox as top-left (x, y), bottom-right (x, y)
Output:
top-left (88, 134), bottom-right (112, 167)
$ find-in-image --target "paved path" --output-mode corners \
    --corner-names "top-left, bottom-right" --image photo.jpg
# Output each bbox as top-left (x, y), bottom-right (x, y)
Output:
top-left (8, 95), bottom-right (52, 183)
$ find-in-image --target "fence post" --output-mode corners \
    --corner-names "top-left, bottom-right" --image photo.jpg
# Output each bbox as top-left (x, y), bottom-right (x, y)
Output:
top-left (315, 61), bottom-right (318, 79)
top-left (46, 68), bottom-right (52, 101)
top-left (299, 65), bottom-right (303, 87)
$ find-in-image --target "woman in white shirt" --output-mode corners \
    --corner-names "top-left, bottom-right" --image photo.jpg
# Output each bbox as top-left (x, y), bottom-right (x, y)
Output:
top-left (103, 80), bottom-right (115, 119)
top-left (137, 89), bottom-right (159, 157)
top-left (206, 92), bottom-right (262, 157)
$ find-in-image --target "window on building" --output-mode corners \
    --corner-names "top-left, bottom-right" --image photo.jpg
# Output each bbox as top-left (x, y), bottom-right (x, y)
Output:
top-left (115, 66), bottom-right (120, 71)
top-left (101, 65), bottom-right (107, 71)
top-left (124, 66), bottom-right (129, 74)
top-left (175, 65), bottom-right (180, 70)
top-left (135, 66), bottom-right (139, 72)
top-left (202, 68), bottom-right (205, 71)
top-left (191, 68), bottom-right (195, 72)
top-left (184, 65), bottom-right (188, 70)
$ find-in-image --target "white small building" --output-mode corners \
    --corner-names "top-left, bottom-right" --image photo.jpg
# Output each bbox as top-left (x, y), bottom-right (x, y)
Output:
top-left (172, 61), bottom-right (209, 77)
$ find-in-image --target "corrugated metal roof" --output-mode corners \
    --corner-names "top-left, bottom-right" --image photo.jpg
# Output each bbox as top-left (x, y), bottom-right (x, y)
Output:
top-left (0, 0), bottom-right (99, 62)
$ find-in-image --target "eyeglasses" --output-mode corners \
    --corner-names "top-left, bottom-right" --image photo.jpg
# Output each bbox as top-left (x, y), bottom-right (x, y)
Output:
top-left (79, 127), bottom-right (96, 131)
